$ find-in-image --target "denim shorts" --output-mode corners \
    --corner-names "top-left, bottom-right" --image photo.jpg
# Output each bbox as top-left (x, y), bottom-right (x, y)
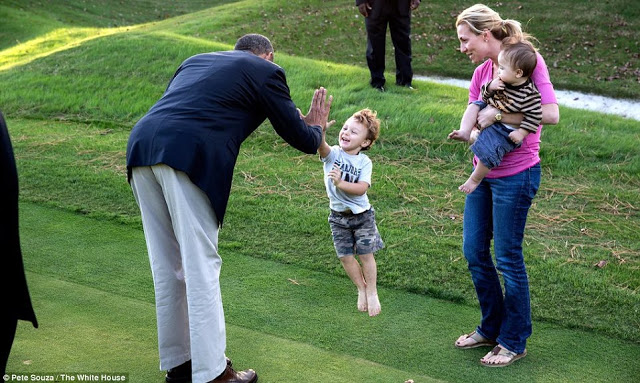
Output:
top-left (328, 208), bottom-right (384, 258)
top-left (471, 123), bottom-right (520, 169)
top-left (470, 101), bottom-right (520, 169)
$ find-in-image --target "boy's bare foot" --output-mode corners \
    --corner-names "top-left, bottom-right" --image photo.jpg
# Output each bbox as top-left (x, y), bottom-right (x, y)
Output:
top-left (447, 129), bottom-right (470, 142)
top-left (366, 291), bottom-right (381, 317)
top-left (459, 177), bottom-right (481, 194)
top-left (357, 290), bottom-right (368, 312)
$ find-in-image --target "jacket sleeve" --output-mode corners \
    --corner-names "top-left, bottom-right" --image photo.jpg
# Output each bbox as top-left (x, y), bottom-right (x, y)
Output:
top-left (258, 68), bottom-right (322, 154)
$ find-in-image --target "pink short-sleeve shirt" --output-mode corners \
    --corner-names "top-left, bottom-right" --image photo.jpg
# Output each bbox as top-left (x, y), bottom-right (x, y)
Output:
top-left (469, 53), bottom-right (558, 178)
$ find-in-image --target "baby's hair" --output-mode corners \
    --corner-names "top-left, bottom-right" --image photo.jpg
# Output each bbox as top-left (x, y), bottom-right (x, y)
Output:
top-left (501, 37), bottom-right (537, 78)
top-left (351, 108), bottom-right (380, 151)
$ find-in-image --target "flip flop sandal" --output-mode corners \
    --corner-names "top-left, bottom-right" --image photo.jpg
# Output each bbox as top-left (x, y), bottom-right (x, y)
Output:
top-left (480, 345), bottom-right (527, 367)
top-left (454, 331), bottom-right (498, 349)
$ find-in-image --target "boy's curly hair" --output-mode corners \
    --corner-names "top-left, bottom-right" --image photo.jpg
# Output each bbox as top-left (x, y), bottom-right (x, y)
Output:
top-left (351, 108), bottom-right (380, 151)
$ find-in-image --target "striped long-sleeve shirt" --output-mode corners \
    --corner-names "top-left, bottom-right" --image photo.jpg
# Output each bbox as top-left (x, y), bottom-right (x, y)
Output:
top-left (481, 79), bottom-right (542, 133)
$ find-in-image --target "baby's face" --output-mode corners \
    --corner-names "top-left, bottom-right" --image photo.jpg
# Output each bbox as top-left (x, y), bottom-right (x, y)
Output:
top-left (497, 51), bottom-right (521, 85)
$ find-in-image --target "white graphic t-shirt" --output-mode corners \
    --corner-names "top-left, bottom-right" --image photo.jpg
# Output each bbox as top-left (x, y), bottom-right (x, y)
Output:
top-left (321, 146), bottom-right (372, 214)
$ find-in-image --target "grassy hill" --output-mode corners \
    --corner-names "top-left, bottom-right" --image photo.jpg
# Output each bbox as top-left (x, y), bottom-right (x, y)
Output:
top-left (2, 0), bottom-right (638, 98)
top-left (1, 0), bottom-right (638, 369)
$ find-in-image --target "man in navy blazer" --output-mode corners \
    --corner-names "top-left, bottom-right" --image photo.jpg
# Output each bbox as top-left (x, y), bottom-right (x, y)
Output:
top-left (126, 34), bottom-right (332, 383)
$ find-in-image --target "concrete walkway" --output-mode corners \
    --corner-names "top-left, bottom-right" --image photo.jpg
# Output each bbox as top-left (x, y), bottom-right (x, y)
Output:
top-left (415, 75), bottom-right (640, 121)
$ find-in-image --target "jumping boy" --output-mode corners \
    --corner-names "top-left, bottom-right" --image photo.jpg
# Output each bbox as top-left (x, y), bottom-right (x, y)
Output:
top-left (319, 108), bottom-right (384, 317)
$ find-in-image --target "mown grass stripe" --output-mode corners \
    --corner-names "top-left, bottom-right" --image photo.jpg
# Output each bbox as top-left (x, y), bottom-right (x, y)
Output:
top-left (9, 202), bottom-right (640, 382)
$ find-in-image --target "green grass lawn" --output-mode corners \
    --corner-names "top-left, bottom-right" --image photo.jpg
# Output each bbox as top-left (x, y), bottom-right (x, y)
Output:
top-left (1, 0), bottom-right (639, 381)
top-left (9, 203), bottom-right (640, 382)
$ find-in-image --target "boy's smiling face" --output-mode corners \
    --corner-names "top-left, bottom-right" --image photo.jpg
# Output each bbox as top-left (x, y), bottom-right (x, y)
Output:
top-left (338, 117), bottom-right (371, 154)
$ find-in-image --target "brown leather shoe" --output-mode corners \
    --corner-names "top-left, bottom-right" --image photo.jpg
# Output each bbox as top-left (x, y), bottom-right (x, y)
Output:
top-left (166, 358), bottom-right (233, 383)
top-left (208, 365), bottom-right (257, 383)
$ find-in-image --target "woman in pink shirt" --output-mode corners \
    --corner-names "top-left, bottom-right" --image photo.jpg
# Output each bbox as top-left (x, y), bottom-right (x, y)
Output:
top-left (451, 4), bottom-right (559, 367)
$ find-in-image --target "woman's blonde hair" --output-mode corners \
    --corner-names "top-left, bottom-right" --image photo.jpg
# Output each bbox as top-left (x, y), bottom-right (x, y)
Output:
top-left (456, 4), bottom-right (535, 45)
top-left (351, 108), bottom-right (380, 151)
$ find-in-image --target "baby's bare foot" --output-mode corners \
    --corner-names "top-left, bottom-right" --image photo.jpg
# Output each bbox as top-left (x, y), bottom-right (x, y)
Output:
top-left (459, 178), bottom-right (480, 194)
top-left (448, 129), bottom-right (470, 142)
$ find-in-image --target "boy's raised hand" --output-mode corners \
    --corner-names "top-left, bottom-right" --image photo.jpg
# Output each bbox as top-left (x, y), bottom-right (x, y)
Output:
top-left (324, 119), bottom-right (336, 133)
top-left (303, 87), bottom-right (333, 130)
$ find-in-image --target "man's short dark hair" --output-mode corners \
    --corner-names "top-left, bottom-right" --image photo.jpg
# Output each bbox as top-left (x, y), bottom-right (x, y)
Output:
top-left (234, 34), bottom-right (273, 56)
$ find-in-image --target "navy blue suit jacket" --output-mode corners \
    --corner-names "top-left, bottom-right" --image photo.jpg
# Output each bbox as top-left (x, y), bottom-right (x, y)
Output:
top-left (126, 50), bottom-right (322, 224)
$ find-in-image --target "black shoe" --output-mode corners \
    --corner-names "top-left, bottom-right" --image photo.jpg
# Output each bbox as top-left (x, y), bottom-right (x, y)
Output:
top-left (166, 358), bottom-right (232, 383)
top-left (166, 360), bottom-right (191, 383)
top-left (397, 83), bottom-right (415, 90)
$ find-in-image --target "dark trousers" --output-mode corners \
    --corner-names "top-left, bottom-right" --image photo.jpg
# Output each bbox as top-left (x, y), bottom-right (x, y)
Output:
top-left (1, 317), bottom-right (18, 375)
top-left (364, 0), bottom-right (413, 87)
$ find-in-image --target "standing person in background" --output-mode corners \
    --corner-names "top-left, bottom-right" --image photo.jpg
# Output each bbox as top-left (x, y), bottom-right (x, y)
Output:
top-left (356, 0), bottom-right (422, 91)
top-left (127, 34), bottom-right (332, 383)
top-left (0, 110), bottom-right (38, 375)
top-left (451, 4), bottom-right (559, 367)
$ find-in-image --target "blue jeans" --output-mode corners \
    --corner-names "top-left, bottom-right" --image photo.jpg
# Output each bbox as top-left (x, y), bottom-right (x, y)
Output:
top-left (462, 164), bottom-right (541, 354)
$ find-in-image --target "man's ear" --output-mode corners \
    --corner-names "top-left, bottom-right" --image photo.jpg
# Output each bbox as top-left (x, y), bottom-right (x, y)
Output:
top-left (258, 52), bottom-right (274, 62)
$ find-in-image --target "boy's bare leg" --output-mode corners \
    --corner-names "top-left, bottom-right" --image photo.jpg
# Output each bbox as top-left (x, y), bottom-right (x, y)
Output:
top-left (460, 161), bottom-right (490, 194)
top-left (448, 103), bottom-right (480, 142)
top-left (358, 253), bottom-right (381, 317)
top-left (339, 255), bottom-right (368, 312)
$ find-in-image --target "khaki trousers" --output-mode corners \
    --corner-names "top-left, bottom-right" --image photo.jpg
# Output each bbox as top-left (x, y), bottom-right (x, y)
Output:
top-left (131, 164), bottom-right (226, 383)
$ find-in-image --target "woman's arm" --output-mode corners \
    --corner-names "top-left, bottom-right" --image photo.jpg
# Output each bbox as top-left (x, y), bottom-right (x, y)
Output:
top-left (540, 103), bottom-right (559, 125)
top-left (477, 103), bottom-right (559, 128)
